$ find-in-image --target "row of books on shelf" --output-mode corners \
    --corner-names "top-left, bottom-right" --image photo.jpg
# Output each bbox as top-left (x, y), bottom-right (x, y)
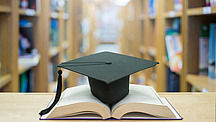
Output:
top-left (19, 0), bottom-right (69, 14)
top-left (19, 19), bottom-right (60, 54)
top-left (19, 0), bottom-right (40, 11)
top-left (148, 0), bottom-right (182, 18)
top-left (50, 0), bottom-right (66, 12)
top-left (50, 19), bottom-right (59, 47)
top-left (206, 0), bottom-right (216, 7)
top-left (199, 23), bottom-right (216, 79)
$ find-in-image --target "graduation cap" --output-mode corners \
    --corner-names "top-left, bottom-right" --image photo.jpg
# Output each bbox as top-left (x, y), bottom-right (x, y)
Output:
top-left (39, 51), bottom-right (158, 115)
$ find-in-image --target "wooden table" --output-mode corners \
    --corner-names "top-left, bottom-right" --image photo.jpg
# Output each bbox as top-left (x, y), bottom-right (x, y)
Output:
top-left (0, 92), bottom-right (215, 122)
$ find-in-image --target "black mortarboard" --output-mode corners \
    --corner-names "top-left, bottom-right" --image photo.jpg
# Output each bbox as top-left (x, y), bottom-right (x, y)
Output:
top-left (39, 51), bottom-right (158, 115)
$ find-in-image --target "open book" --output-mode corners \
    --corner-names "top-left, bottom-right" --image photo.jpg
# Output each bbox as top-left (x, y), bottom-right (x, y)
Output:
top-left (40, 84), bottom-right (182, 120)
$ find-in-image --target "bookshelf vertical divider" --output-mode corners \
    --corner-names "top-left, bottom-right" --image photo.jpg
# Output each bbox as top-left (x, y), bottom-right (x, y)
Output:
top-left (155, 0), bottom-right (166, 91)
top-left (181, 0), bottom-right (188, 91)
top-left (7, 0), bottom-right (19, 91)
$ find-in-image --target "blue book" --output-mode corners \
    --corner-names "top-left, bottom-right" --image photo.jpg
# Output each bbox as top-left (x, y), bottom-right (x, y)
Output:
top-left (208, 24), bottom-right (216, 79)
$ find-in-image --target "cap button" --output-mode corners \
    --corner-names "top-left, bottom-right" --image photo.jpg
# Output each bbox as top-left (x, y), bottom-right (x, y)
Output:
top-left (105, 61), bottom-right (112, 65)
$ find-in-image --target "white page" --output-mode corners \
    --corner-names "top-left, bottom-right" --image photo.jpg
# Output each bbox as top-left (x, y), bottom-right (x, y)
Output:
top-left (56, 85), bottom-right (110, 110)
top-left (41, 85), bottom-right (110, 119)
top-left (112, 84), bottom-right (163, 112)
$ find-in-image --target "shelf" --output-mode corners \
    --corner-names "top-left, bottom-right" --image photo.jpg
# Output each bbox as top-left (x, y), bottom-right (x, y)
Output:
top-left (164, 11), bottom-right (182, 18)
top-left (149, 16), bottom-right (156, 20)
top-left (18, 54), bottom-right (40, 66)
top-left (99, 41), bottom-right (116, 44)
top-left (19, 9), bottom-right (39, 16)
top-left (186, 74), bottom-right (216, 92)
top-left (0, 5), bottom-right (11, 13)
top-left (0, 74), bottom-right (12, 88)
top-left (62, 41), bottom-right (69, 49)
top-left (187, 7), bottom-right (216, 16)
top-left (50, 12), bottom-right (62, 19)
top-left (49, 47), bottom-right (60, 58)
top-left (18, 65), bottom-right (32, 75)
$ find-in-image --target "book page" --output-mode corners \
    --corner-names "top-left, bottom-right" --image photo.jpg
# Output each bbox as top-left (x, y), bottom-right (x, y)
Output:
top-left (41, 85), bottom-right (110, 119)
top-left (112, 84), bottom-right (163, 112)
top-left (56, 85), bottom-right (110, 110)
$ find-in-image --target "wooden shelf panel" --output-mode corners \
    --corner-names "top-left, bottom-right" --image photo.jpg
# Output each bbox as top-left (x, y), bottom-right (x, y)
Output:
top-left (186, 74), bottom-right (216, 92)
top-left (0, 5), bottom-right (11, 13)
top-left (19, 9), bottom-right (39, 16)
top-left (50, 12), bottom-right (63, 19)
top-left (164, 11), bottom-right (182, 18)
top-left (187, 7), bottom-right (216, 16)
top-left (0, 74), bottom-right (12, 88)
top-left (18, 65), bottom-right (32, 75)
top-left (49, 47), bottom-right (60, 58)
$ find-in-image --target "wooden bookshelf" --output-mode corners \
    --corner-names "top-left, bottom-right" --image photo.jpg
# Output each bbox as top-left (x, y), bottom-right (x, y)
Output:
top-left (0, 5), bottom-right (11, 13)
top-left (2, 0), bottom-right (216, 93)
top-left (0, 0), bottom-right (19, 91)
top-left (187, 7), bottom-right (216, 16)
top-left (0, 0), bottom-right (77, 92)
top-left (186, 74), bottom-right (216, 92)
top-left (155, 0), bottom-right (216, 92)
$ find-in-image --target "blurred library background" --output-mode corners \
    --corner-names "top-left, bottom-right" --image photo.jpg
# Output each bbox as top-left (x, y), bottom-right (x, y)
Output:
top-left (0, 0), bottom-right (216, 93)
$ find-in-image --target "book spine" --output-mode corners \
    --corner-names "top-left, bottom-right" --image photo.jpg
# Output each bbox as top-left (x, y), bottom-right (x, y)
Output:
top-left (199, 24), bottom-right (209, 75)
top-left (215, 25), bottom-right (216, 79)
top-left (208, 24), bottom-right (216, 79)
top-left (166, 68), bottom-right (180, 92)
top-left (50, 19), bottom-right (59, 47)
top-left (206, 0), bottom-right (211, 6)
top-left (210, 0), bottom-right (215, 6)
top-left (21, 0), bottom-right (28, 9)
top-left (20, 72), bottom-right (28, 92)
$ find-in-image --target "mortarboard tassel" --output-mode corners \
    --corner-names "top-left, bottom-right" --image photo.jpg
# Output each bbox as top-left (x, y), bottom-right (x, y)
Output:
top-left (39, 69), bottom-right (62, 115)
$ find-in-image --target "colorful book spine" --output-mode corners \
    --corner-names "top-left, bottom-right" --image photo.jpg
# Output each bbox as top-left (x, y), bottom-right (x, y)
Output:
top-left (199, 24), bottom-right (209, 75)
top-left (208, 24), bottom-right (216, 79)
top-left (148, 0), bottom-right (157, 18)
top-left (165, 28), bottom-right (182, 72)
top-left (50, 19), bottom-right (59, 47)
top-left (206, 0), bottom-right (211, 6)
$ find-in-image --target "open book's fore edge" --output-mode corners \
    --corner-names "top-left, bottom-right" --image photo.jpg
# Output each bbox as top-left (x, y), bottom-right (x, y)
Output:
top-left (39, 116), bottom-right (182, 120)
top-left (150, 87), bottom-right (164, 105)
top-left (164, 97), bottom-right (183, 120)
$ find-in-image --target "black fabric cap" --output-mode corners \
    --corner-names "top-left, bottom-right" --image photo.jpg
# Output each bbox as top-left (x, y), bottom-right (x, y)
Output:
top-left (58, 51), bottom-right (159, 104)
